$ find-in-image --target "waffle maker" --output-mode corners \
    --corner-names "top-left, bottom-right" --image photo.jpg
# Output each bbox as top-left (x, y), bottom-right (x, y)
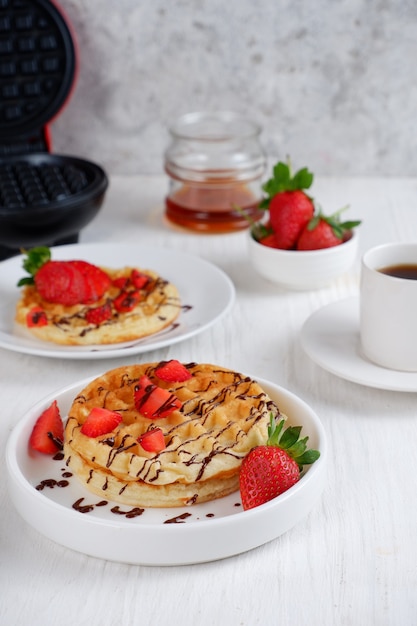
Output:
top-left (0, 0), bottom-right (108, 260)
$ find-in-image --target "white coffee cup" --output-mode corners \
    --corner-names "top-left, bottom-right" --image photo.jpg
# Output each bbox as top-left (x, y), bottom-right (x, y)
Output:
top-left (360, 242), bottom-right (417, 371)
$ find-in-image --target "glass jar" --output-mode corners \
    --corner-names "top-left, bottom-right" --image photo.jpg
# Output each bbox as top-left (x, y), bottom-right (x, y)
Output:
top-left (164, 111), bottom-right (266, 233)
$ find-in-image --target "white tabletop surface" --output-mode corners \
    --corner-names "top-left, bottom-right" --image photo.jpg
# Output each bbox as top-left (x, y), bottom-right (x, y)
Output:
top-left (2, 175), bottom-right (417, 626)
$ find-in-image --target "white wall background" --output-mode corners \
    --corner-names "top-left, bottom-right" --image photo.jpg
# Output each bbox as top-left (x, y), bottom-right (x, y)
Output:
top-left (52, 0), bottom-right (417, 177)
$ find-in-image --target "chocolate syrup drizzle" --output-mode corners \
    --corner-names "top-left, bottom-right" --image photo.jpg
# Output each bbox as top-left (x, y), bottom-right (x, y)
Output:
top-left (36, 440), bottom-right (241, 523)
top-left (111, 505), bottom-right (144, 518)
top-left (35, 457), bottom-right (235, 522)
top-left (41, 364), bottom-right (273, 523)
top-left (164, 512), bottom-right (192, 524)
top-left (41, 274), bottom-right (184, 339)
top-left (35, 428), bottom-right (241, 524)
top-left (64, 365), bottom-right (278, 505)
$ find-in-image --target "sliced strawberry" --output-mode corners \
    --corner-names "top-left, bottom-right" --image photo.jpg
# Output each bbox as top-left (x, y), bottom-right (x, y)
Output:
top-left (112, 276), bottom-right (128, 289)
top-left (34, 261), bottom-right (89, 305)
top-left (113, 290), bottom-right (141, 312)
top-left (26, 306), bottom-right (48, 327)
top-left (18, 249), bottom-right (109, 305)
top-left (80, 407), bottom-right (122, 437)
top-left (85, 301), bottom-right (112, 325)
top-left (136, 374), bottom-right (153, 389)
top-left (138, 428), bottom-right (166, 452)
top-left (69, 260), bottom-right (112, 302)
top-left (155, 359), bottom-right (192, 382)
top-left (130, 269), bottom-right (150, 289)
top-left (139, 386), bottom-right (182, 418)
top-left (29, 400), bottom-right (63, 454)
top-left (134, 376), bottom-right (182, 419)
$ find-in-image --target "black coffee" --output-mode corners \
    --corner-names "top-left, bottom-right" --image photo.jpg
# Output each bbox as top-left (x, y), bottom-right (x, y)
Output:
top-left (379, 264), bottom-right (417, 280)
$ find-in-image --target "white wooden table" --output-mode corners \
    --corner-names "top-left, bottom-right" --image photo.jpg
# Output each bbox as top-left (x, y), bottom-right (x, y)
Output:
top-left (2, 175), bottom-right (417, 626)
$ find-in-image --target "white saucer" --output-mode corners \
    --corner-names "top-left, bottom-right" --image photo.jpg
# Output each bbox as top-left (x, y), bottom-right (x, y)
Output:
top-left (300, 297), bottom-right (417, 392)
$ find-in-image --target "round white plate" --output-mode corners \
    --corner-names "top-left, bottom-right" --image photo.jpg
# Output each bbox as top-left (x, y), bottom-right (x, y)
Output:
top-left (300, 297), bottom-right (417, 392)
top-left (0, 243), bottom-right (235, 360)
top-left (6, 376), bottom-right (327, 566)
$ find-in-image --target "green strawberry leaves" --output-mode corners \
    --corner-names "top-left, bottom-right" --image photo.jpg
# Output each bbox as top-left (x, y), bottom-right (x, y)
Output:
top-left (17, 246), bottom-right (51, 286)
top-left (308, 206), bottom-right (361, 239)
top-left (296, 449), bottom-right (323, 466)
top-left (267, 415), bottom-right (320, 471)
top-left (260, 161), bottom-right (314, 209)
top-left (250, 220), bottom-right (273, 241)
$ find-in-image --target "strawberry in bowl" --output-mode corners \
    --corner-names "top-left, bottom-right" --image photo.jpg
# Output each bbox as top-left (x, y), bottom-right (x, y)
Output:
top-left (248, 160), bottom-right (361, 289)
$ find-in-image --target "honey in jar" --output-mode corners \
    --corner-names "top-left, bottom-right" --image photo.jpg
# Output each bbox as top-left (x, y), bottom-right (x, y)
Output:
top-left (164, 112), bottom-right (266, 233)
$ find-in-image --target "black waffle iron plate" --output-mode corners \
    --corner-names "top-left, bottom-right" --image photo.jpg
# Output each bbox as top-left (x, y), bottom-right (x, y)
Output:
top-left (0, 0), bottom-right (108, 260)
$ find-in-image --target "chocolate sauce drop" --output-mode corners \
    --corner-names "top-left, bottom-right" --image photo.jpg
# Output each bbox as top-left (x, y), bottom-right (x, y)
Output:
top-left (164, 512), bottom-right (192, 524)
top-left (110, 506), bottom-right (145, 518)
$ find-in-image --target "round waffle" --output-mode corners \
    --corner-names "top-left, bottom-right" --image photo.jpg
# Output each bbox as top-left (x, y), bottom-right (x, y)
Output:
top-left (64, 362), bottom-right (283, 507)
top-left (15, 265), bottom-right (181, 346)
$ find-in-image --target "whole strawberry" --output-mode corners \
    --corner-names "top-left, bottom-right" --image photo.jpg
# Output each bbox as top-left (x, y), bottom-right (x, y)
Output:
top-left (258, 161), bottom-right (314, 249)
top-left (297, 209), bottom-right (361, 251)
top-left (239, 415), bottom-right (320, 511)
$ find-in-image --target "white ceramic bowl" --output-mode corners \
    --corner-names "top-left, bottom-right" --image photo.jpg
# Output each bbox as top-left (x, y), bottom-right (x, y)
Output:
top-left (248, 229), bottom-right (359, 290)
top-left (6, 375), bottom-right (327, 566)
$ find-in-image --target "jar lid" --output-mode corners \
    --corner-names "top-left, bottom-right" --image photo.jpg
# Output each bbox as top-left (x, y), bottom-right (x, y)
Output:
top-left (169, 111), bottom-right (262, 141)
